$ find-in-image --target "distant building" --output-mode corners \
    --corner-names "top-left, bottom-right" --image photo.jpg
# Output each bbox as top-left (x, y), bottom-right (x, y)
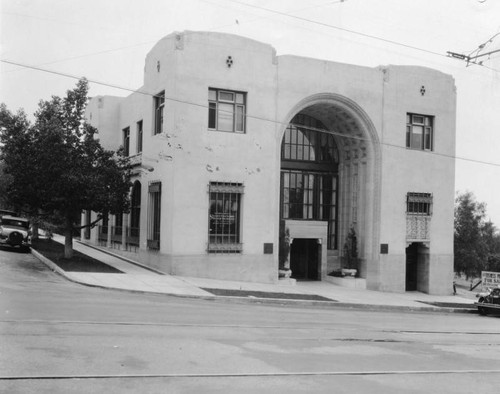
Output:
top-left (83, 31), bottom-right (456, 294)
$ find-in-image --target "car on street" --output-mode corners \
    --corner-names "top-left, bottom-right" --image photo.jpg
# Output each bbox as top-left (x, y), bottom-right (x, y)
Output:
top-left (0, 215), bottom-right (31, 250)
top-left (475, 286), bottom-right (500, 316)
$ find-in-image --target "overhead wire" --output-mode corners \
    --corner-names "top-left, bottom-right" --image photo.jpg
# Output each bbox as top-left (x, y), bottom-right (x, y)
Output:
top-left (3, 1), bottom-right (500, 168)
top-left (1, 57), bottom-right (499, 169)
top-left (2, 0), bottom-right (345, 74)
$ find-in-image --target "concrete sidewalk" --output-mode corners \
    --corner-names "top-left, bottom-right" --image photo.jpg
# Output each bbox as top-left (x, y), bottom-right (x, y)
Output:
top-left (31, 235), bottom-right (478, 313)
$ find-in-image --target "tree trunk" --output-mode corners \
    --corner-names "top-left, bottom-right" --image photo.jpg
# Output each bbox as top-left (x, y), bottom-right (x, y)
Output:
top-left (64, 216), bottom-right (73, 259)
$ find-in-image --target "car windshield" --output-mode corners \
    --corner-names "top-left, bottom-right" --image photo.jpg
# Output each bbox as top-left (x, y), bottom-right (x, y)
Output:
top-left (1, 219), bottom-right (29, 228)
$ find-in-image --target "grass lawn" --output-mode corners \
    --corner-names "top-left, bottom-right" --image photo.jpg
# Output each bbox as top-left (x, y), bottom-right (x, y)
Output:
top-left (31, 238), bottom-right (123, 273)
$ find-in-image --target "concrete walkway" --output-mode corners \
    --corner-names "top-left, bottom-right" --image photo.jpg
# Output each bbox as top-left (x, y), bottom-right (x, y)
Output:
top-left (30, 235), bottom-right (478, 313)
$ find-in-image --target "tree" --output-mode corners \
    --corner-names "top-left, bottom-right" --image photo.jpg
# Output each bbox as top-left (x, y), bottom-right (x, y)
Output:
top-left (454, 191), bottom-right (489, 278)
top-left (0, 104), bottom-right (31, 211)
top-left (0, 79), bottom-right (131, 258)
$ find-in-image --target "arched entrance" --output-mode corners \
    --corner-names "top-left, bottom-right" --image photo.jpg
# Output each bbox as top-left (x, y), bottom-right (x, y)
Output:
top-left (279, 94), bottom-right (380, 282)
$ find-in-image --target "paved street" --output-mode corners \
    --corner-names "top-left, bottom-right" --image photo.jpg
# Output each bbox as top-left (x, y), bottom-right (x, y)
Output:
top-left (1, 247), bottom-right (499, 393)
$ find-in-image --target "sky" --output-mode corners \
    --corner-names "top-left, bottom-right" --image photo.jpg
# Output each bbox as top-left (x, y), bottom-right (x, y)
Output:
top-left (1, 0), bottom-right (500, 223)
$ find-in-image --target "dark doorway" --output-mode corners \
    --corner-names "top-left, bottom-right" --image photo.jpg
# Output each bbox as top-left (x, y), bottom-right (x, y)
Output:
top-left (406, 243), bottom-right (419, 291)
top-left (290, 238), bottom-right (319, 280)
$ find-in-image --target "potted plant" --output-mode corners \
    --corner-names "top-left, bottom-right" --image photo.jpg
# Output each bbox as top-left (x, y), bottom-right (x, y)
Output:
top-left (278, 220), bottom-right (292, 278)
top-left (341, 226), bottom-right (358, 277)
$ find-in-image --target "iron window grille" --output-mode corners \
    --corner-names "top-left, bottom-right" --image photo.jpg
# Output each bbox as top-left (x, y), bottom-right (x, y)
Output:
top-left (208, 182), bottom-right (244, 253)
top-left (122, 127), bottom-right (130, 156)
top-left (406, 192), bottom-right (433, 216)
top-left (154, 91), bottom-right (165, 135)
top-left (406, 113), bottom-right (434, 151)
top-left (208, 88), bottom-right (246, 133)
top-left (147, 181), bottom-right (161, 250)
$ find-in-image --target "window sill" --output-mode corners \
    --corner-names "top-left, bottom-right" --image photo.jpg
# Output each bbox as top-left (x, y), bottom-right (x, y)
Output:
top-left (207, 243), bottom-right (243, 253)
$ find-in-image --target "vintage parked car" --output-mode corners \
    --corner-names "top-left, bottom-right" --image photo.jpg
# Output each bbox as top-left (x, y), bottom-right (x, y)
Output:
top-left (0, 215), bottom-right (31, 250)
top-left (475, 286), bottom-right (500, 316)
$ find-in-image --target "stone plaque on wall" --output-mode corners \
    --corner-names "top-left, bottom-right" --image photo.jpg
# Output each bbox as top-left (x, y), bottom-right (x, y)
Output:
top-left (406, 215), bottom-right (430, 242)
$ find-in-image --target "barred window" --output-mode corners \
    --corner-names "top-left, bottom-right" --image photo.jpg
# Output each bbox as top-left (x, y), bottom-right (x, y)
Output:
top-left (208, 88), bottom-right (246, 133)
top-left (407, 192), bottom-right (432, 215)
top-left (208, 182), bottom-right (244, 253)
top-left (406, 113), bottom-right (433, 151)
top-left (147, 182), bottom-right (161, 250)
top-left (154, 91), bottom-right (165, 135)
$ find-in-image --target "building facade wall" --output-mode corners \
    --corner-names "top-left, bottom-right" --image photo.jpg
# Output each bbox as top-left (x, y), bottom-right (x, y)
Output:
top-left (84, 31), bottom-right (456, 293)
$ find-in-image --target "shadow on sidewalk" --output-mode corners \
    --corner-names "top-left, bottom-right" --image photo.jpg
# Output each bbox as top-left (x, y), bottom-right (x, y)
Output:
top-left (31, 238), bottom-right (123, 273)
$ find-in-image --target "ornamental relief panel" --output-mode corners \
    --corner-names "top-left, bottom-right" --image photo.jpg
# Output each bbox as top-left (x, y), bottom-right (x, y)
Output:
top-left (406, 215), bottom-right (430, 244)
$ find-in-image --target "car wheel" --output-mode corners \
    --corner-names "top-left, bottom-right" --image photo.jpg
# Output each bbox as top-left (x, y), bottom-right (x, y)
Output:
top-left (8, 231), bottom-right (23, 246)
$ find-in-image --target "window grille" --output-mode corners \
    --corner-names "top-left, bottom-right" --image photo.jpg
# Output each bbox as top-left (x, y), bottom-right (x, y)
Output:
top-left (406, 113), bottom-right (433, 151)
top-left (208, 88), bottom-right (246, 133)
top-left (154, 91), bottom-right (165, 135)
top-left (208, 182), bottom-right (243, 253)
top-left (406, 192), bottom-right (432, 215)
top-left (147, 181), bottom-right (161, 250)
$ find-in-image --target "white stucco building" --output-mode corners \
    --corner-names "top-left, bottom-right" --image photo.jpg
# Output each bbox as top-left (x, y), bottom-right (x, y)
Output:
top-left (83, 31), bottom-right (456, 294)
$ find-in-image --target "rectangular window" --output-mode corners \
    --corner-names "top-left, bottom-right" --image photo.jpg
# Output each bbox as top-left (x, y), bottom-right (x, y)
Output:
top-left (406, 113), bottom-right (433, 151)
top-left (122, 127), bottom-right (130, 156)
top-left (281, 171), bottom-right (337, 249)
top-left (154, 91), bottom-right (165, 135)
top-left (208, 88), bottom-right (246, 133)
top-left (147, 182), bottom-right (161, 250)
top-left (208, 182), bottom-right (244, 253)
top-left (137, 120), bottom-right (143, 153)
top-left (406, 192), bottom-right (432, 215)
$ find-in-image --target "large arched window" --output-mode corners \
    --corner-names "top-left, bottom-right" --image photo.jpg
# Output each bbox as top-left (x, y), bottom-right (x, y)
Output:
top-left (281, 114), bottom-right (339, 249)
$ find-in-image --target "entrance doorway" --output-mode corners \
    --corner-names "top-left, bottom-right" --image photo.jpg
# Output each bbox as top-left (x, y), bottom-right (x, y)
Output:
top-left (290, 239), bottom-right (319, 280)
top-left (405, 242), bottom-right (420, 291)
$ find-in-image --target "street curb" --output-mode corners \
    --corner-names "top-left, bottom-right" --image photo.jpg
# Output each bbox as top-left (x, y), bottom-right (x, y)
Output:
top-left (29, 247), bottom-right (478, 314)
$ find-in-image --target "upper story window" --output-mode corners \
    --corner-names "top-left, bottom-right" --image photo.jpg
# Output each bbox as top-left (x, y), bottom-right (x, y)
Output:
top-left (154, 91), bottom-right (165, 135)
top-left (122, 127), bottom-right (130, 156)
top-left (406, 113), bottom-right (433, 151)
top-left (282, 114), bottom-right (339, 164)
top-left (406, 192), bottom-right (432, 216)
top-left (137, 120), bottom-right (143, 153)
top-left (208, 88), bottom-right (246, 133)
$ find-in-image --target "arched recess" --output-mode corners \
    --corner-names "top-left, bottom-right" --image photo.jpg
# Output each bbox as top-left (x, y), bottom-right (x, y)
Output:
top-left (130, 180), bottom-right (141, 239)
top-left (279, 93), bottom-right (381, 280)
